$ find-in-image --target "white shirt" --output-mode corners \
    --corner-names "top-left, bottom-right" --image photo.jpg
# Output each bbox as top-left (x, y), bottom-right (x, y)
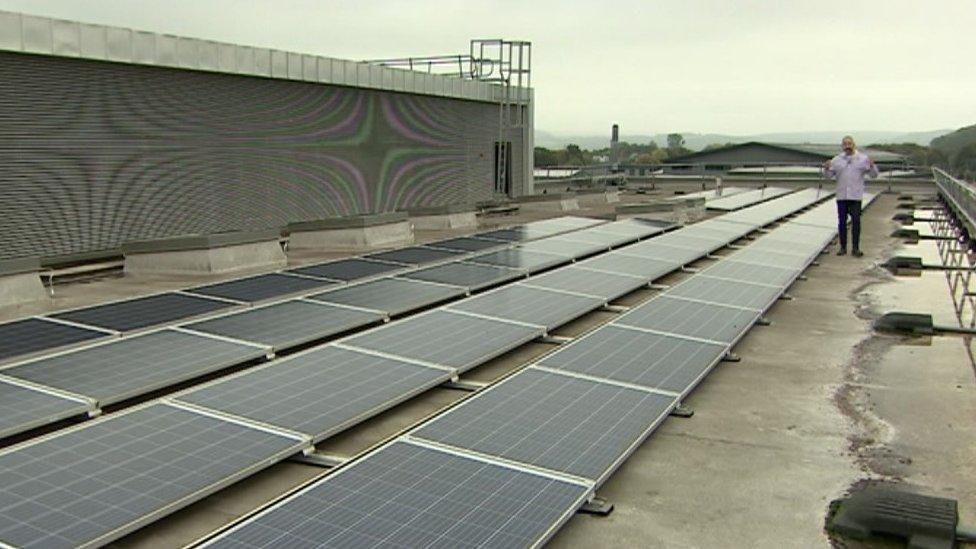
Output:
top-left (825, 150), bottom-right (878, 201)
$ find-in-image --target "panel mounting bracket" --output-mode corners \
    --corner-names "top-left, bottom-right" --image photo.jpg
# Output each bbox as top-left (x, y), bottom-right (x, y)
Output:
top-left (670, 403), bottom-right (694, 418)
top-left (756, 316), bottom-right (772, 326)
top-left (442, 379), bottom-right (489, 392)
top-left (722, 352), bottom-right (741, 362)
top-left (289, 452), bottom-right (349, 468)
top-left (579, 495), bottom-right (615, 516)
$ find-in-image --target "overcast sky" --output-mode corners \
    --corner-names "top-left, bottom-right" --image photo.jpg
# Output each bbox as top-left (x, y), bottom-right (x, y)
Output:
top-left (2, 0), bottom-right (974, 136)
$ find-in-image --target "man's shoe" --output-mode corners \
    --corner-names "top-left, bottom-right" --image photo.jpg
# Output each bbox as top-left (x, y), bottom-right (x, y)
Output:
top-left (852, 249), bottom-right (864, 257)
top-left (836, 248), bottom-right (847, 256)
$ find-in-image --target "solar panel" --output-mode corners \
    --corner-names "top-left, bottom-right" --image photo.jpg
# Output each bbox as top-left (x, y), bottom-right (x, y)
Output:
top-left (2, 329), bottom-right (267, 406)
top-left (401, 262), bottom-right (523, 291)
top-left (700, 218), bottom-right (762, 232)
top-left (185, 273), bottom-right (338, 303)
top-left (477, 226), bottom-right (540, 242)
top-left (653, 233), bottom-right (727, 252)
top-left (741, 237), bottom-right (821, 257)
top-left (365, 246), bottom-right (466, 265)
top-left (559, 230), bottom-right (631, 248)
top-left (0, 318), bottom-right (109, 364)
top-left (527, 266), bottom-right (644, 300)
top-left (50, 292), bottom-right (236, 333)
top-left (308, 277), bottom-right (466, 317)
top-left (615, 295), bottom-right (760, 344)
top-left (183, 300), bottom-right (384, 352)
top-left (707, 187), bottom-right (793, 211)
top-left (468, 248), bottom-right (569, 272)
top-left (200, 440), bottom-right (589, 549)
top-left (287, 258), bottom-right (404, 281)
top-left (447, 285), bottom-right (604, 330)
top-left (702, 260), bottom-right (799, 288)
top-left (0, 402), bottom-right (306, 549)
top-left (342, 310), bottom-right (543, 372)
top-left (616, 242), bottom-right (708, 265)
top-left (425, 237), bottom-right (508, 252)
top-left (519, 237), bottom-right (605, 259)
top-left (727, 247), bottom-right (814, 270)
top-left (586, 223), bottom-right (658, 239)
top-left (175, 346), bottom-right (450, 442)
top-left (673, 225), bottom-right (740, 244)
top-left (576, 253), bottom-right (680, 280)
top-left (537, 325), bottom-right (728, 395)
top-left (412, 368), bottom-right (675, 482)
top-left (0, 378), bottom-right (93, 440)
top-left (665, 275), bottom-right (783, 312)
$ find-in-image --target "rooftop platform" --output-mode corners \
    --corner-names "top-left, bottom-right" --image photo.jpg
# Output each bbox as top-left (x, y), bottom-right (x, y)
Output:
top-left (1, 179), bottom-right (973, 548)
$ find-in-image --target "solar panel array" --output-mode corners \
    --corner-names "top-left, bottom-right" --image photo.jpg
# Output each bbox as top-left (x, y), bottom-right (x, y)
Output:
top-left (0, 193), bottom-right (865, 548)
top-left (195, 190), bottom-right (851, 549)
top-left (0, 217), bottom-right (616, 440)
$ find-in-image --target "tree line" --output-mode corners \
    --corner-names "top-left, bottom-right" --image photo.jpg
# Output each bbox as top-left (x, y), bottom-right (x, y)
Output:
top-left (535, 128), bottom-right (976, 179)
top-left (535, 133), bottom-right (693, 167)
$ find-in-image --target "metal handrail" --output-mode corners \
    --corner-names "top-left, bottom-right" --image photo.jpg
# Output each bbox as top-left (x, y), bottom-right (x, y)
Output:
top-left (933, 168), bottom-right (976, 235)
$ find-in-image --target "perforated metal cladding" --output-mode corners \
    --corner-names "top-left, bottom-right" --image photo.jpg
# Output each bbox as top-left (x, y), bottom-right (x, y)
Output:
top-left (0, 51), bottom-right (521, 261)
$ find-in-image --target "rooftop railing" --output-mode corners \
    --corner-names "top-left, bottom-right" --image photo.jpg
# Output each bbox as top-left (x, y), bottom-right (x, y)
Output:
top-left (934, 167), bottom-right (976, 236)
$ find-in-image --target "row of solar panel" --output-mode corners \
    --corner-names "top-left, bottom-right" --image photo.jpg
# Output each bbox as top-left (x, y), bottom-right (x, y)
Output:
top-left (0, 218), bottom-right (669, 442)
top-left (0, 218), bottom-right (708, 549)
top-left (0, 216), bottom-right (605, 366)
top-left (0, 191), bottom-right (837, 549)
top-left (198, 190), bottom-right (845, 548)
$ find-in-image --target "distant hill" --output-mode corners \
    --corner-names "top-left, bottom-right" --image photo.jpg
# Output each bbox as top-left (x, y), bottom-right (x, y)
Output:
top-left (931, 124), bottom-right (976, 158)
top-left (535, 129), bottom-right (954, 151)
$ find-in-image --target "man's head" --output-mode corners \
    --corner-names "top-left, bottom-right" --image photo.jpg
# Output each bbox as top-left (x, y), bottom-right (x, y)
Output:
top-left (841, 135), bottom-right (856, 155)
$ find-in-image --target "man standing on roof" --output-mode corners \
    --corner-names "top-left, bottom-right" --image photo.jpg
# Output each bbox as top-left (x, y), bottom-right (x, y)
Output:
top-left (823, 135), bottom-right (877, 257)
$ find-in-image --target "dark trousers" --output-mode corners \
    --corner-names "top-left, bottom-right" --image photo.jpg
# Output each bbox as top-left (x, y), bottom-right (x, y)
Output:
top-left (836, 199), bottom-right (862, 251)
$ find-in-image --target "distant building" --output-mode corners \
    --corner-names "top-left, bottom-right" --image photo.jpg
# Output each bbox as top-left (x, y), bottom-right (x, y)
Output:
top-left (662, 142), bottom-right (908, 175)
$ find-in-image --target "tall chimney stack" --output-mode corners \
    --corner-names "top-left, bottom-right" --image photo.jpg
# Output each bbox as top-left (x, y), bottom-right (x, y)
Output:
top-left (610, 123), bottom-right (619, 163)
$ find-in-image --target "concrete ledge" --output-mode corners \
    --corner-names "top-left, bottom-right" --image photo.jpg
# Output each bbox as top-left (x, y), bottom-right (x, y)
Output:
top-left (288, 212), bottom-right (407, 231)
top-left (405, 203), bottom-right (476, 216)
top-left (123, 231), bottom-right (287, 276)
top-left (289, 214), bottom-right (414, 251)
top-left (577, 191), bottom-right (621, 207)
top-left (411, 212), bottom-right (478, 230)
top-left (122, 229), bottom-right (282, 254)
top-left (516, 193), bottom-right (575, 203)
top-left (0, 258), bottom-right (47, 306)
top-left (404, 204), bottom-right (479, 230)
top-left (517, 193), bottom-right (581, 212)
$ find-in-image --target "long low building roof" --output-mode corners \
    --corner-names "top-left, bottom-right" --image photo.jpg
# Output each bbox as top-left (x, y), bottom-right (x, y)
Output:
top-left (667, 141), bottom-right (906, 163)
